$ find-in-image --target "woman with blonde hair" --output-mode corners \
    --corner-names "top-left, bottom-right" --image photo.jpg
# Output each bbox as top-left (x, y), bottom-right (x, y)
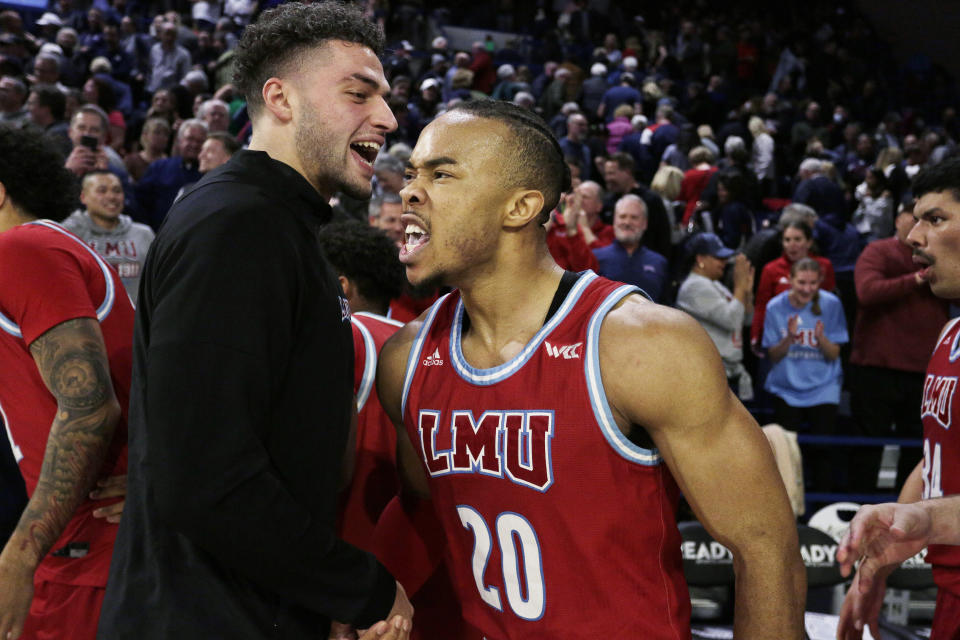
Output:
top-left (650, 164), bottom-right (685, 244)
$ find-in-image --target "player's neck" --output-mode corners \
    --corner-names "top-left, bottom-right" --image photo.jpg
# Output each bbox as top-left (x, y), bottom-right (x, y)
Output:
top-left (458, 252), bottom-right (564, 366)
top-left (0, 201), bottom-right (32, 234)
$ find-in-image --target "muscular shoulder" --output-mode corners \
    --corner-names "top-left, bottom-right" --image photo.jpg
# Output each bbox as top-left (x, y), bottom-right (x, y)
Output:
top-left (599, 293), bottom-right (729, 431)
top-left (377, 317), bottom-right (424, 422)
top-left (599, 293), bottom-right (717, 365)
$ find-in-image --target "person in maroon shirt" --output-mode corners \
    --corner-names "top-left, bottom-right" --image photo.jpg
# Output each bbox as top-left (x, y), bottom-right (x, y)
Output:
top-left (848, 204), bottom-right (951, 490)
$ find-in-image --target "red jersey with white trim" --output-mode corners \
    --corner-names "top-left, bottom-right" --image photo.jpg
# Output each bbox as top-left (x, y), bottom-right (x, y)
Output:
top-left (339, 311), bottom-right (403, 550)
top-left (921, 317), bottom-right (960, 596)
top-left (400, 271), bottom-right (690, 639)
top-left (0, 220), bottom-right (132, 587)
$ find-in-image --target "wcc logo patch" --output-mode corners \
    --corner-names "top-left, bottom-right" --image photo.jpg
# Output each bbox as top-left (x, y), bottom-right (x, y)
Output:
top-left (922, 374), bottom-right (958, 429)
top-left (544, 341), bottom-right (582, 359)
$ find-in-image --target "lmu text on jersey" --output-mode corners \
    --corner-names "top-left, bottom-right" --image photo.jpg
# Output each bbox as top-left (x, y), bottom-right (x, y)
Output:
top-left (417, 409), bottom-right (555, 492)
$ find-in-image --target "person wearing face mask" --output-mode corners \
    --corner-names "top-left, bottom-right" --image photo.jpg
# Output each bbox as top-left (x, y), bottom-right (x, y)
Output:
top-left (763, 258), bottom-right (848, 491)
top-left (751, 220), bottom-right (836, 352)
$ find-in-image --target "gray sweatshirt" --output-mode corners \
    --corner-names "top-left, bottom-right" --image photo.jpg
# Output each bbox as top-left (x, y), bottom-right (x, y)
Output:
top-left (62, 210), bottom-right (155, 305)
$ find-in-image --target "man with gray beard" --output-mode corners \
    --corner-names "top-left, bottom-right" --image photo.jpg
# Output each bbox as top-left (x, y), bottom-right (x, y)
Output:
top-left (592, 194), bottom-right (669, 302)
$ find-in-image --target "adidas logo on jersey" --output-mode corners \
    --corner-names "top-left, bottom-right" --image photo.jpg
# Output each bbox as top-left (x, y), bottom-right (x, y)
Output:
top-left (544, 340), bottom-right (583, 359)
top-left (423, 348), bottom-right (444, 367)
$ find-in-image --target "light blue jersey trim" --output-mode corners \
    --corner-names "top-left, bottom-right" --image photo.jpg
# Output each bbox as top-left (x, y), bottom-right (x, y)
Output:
top-left (351, 317), bottom-right (377, 412)
top-left (350, 313), bottom-right (404, 412)
top-left (401, 293), bottom-right (451, 418)
top-left (450, 271), bottom-right (599, 386)
top-left (0, 220), bottom-right (116, 338)
top-left (584, 284), bottom-right (662, 465)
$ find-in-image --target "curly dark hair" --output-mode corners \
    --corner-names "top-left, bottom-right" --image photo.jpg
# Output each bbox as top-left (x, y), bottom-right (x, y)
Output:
top-left (448, 99), bottom-right (571, 224)
top-left (318, 220), bottom-right (404, 313)
top-left (0, 125), bottom-right (78, 222)
top-left (233, 1), bottom-right (385, 118)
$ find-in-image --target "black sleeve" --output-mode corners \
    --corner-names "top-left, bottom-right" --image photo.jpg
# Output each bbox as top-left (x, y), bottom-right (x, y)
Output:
top-left (143, 204), bottom-right (395, 626)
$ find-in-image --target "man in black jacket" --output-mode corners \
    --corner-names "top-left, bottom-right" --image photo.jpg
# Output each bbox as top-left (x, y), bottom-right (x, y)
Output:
top-left (98, 3), bottom-right (412, 639)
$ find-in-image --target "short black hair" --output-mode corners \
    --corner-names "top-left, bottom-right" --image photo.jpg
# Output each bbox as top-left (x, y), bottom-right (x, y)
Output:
top-left (448, 99), bottom-right (570, 224)
top-left (913, 156), bottom-right (960, 203)
top-left (233, 1), bottom-right (385, 118)
top-left (318, 220), bottom-right (404, 312)
top-left (30, 84), bottom-right (66, 121)
top-left (0, 125), bottom-right (78, 221)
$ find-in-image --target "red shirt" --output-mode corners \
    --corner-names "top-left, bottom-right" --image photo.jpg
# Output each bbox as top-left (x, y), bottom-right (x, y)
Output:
top-left (851, 237), bottom-right (949, 372)
top-left (679, 167), bottom-right (717, 225)
top-left (401, 273), bottom-right (689, 638)
top-left (545, 216), bottom-right (610, 272)
top-left (0, 220), bottom-right (132, 587)
top-left (921, 318), bottom-right (960, 596)
top-left (339, 312), bottom-right (403, 551)
top-left (751, 254), bottom-right (836, 346)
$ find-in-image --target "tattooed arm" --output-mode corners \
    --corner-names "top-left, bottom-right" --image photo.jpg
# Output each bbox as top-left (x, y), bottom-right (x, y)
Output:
top-left (0, 317), bottom-right (121, 640)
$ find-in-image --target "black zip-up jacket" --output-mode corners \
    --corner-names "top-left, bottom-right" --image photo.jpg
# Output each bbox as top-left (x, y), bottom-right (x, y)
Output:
top-left (99, 150), bottom-right (396, 639)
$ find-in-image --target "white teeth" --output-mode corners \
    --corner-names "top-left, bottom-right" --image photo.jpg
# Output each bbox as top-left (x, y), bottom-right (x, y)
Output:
top-left (405, 224), bottom-right (426, 234)
top-left (354, 141), bottom-right (381, 151)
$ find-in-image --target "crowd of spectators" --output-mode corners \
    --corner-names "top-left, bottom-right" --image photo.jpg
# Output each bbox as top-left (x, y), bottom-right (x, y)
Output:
top-left (0, 0), bottom-right (957, 503)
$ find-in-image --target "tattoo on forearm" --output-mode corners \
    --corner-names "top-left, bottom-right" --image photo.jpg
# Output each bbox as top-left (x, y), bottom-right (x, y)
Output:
top-left (13, 318), bottom-right (118, 562)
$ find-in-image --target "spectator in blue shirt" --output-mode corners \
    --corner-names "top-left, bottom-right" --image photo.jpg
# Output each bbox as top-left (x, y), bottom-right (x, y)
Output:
top-left (763, 257), bottom-right (848, 490)
top-left (593, 194), bottom-right (669, 302)
top-left (597, 71), bottom-right (640, 123)
top-left (134, 118), bottom-right (206, 229)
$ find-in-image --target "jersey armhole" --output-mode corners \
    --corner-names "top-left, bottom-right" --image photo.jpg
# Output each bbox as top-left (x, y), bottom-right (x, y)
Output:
top-left (584, 286), bottom-right (663, 466)
top-left (0, 221), bottom-right (117, 340)
top-left (401, 293), bottom-right (451, 418)
top-left (352, 318), bottom-right (377, 412)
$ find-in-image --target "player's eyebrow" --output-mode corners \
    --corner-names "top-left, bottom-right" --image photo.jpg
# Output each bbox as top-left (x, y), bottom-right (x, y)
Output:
top-left (408, 157), bottom-right (458, 170)
top-left (919, 207), bottom-right (948, 220)
top-left (342, 72), bottom-right (388, 95)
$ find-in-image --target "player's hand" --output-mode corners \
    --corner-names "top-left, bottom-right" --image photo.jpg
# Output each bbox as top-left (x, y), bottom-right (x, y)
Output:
top-left (814, 319), bottom-right (825, 343)
top-left (836, 568), bottom-right (887, 640)
top-left (385, 581), bottom-right (413, 631)
top-left (329, 616), bottom-right (411, 640)
top-left (90, 474), bottom-right (126, 524)
top-left (836, 502), bottom-right (931, 584)
top-left (0, 552), bottom-right (34, 640)
top-left (329, 582), bottom-right (412, 640)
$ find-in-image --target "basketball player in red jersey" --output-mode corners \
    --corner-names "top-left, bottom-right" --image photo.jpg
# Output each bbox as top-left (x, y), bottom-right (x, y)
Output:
top-left (838, 157), bottom-right (960, 640)
top-left (321, 221), bottom-right (479, 640)
top-left (0, 126), bottom-right (132, 640)
top-left (376, 100), bottom-right (804, 638)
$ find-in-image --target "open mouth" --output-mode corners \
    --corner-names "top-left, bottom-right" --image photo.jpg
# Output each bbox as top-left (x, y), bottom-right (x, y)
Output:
top-left (350, 141), bottom-right (380, 168)
top-left (401, 222), bottom-right (430, 259)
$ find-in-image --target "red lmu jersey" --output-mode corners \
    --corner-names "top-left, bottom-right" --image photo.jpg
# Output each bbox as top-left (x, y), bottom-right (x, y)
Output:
top-left (401, 272), bottom-right (690, 639)
top-left (0, 220), bottom-right (132, 587)
top-left (339, 311), bottom-right (404, 550)
top-left (922, 317), bottom-right (960, 596)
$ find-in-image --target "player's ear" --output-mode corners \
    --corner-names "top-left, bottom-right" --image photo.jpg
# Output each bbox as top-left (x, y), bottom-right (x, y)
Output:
top-left (262, 77), bottom-right (293, 123)
top-left (338, 274), bottom-right (353, 299)
top-left (503, 189), bottom-right (545, 229)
